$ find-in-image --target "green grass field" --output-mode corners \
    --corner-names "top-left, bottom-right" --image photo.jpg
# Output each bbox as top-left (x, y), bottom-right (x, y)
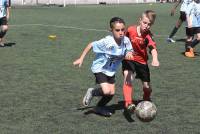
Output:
top-left (0, 3), bottom-right (200, 134)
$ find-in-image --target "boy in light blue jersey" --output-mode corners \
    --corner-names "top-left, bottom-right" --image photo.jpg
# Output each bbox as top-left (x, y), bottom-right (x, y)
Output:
top-left (0, 0), bottom-right (10, 47)
top-left (73, 17), bottom-right (133, 117)
top-left (184, 0), bottom-right (200, 57)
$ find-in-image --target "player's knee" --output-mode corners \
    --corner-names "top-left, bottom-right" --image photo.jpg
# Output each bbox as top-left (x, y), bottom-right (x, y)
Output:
top-left (104, 88), bottom-right (115, 95)
top-left (1, 25), bottom-right (8, 32)
top-left (196, 36), bottom-right (200, 41)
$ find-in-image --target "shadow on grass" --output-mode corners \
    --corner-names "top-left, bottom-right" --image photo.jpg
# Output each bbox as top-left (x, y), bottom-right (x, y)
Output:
top-left (175, 38), bottom-right (186, 43)
top-left (0, 42), bottom-right (16, 47)
top-left (77, 100), bottom-right (144, 122)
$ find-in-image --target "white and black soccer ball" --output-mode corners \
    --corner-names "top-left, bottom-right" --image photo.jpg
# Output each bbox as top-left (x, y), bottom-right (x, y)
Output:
top-left (135, 101), bottom-right (157, 122)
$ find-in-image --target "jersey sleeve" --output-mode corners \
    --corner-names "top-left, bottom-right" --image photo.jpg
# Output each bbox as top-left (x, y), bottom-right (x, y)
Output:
top-left (146, 34), bottom-right (156, 50)
top-left (92, 38), bottom-right (107, 54)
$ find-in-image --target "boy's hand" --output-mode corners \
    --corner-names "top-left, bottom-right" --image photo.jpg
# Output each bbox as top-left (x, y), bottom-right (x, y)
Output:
top-left (125, 52), bottom-right (133, 60)
top-left (73, 58), bottom-right (83, 67)
top-left (151, 60), bottom-right (159, 67)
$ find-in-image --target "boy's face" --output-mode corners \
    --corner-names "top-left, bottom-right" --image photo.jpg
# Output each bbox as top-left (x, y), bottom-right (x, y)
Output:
top-left (111, 22), bottom-right (125, 40)
top-left (139, 15), bottom-right (152, 33)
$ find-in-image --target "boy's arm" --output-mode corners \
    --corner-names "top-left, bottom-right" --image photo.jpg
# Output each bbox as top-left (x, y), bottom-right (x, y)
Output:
top-left (151, 49), bottom-right (159, 67)
top-left (73, 43), bottom-right (92, 67)
top-left (6, 6), bottom-right (10, 20)
top-left (170, 0), bottom-right (181, 16)
top-left (146, 34), bottom-right (159, 67)
top-left (6, 0), bottom-right (11, 20)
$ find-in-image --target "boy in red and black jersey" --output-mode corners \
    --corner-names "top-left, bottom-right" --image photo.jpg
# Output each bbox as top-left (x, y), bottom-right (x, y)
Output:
top-left (122, 10), bottom-right (159, 113)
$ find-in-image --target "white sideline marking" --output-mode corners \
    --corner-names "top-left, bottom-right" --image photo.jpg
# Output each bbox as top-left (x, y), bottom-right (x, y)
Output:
top-left (10, 24), bottom-right (109, 32)
top-left (9, 23), bottom-right (180, 38)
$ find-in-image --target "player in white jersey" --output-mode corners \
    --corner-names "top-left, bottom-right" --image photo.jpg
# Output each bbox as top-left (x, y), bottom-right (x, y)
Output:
top-left (184, 0), bottom-right (200, 57)
top-left (73, 17), bottom-right (133, 116)
top-left (0, 0), bottom-right (10, 47)
top-left (167, 0), bottom-right (193, 43)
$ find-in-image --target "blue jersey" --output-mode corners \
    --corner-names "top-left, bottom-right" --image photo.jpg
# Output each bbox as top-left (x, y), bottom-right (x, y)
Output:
top-left (91, 35), bottom-right (133, 77)
top-left (0, 0), bottom-right (9, 18)
top-left (186, 1), bottom-right (200, 27)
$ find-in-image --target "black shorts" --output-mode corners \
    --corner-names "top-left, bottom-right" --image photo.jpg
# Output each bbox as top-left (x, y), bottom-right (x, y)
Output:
top-left (186, 27), bottom-right (200, 37)
top-left (94, 72), bottom-right (115, 84)
top-left (122, 60), bottom-right (150, 82)
top-left (179, 11), bottom-right (186, 22)
top-left (0, 17), bottom-right (8, 26)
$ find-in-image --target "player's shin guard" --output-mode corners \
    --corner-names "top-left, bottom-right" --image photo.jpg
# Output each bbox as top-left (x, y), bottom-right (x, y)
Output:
top-left (143, 88), bottom-right (152, 101)
top-left (123, 84), bottom-right (133, 108)
top-left (97, 95), bottom-right (113, 107)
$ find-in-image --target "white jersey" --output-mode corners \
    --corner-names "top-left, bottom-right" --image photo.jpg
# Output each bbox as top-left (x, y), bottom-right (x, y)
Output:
top-left (0, 0), bottom-right (9, 18)
top-left (185, 1), bottom-right (200, 27)
top-left (180, 0), bottom-right (193, 12)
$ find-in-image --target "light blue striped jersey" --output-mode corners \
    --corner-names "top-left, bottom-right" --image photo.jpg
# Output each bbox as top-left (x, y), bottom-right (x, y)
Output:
top-left (91, 35), bottom-right (133, 77)
top-left (180, 0), bottom-right (193, 12)
top-left (186, 1), bottom-right (200, 27)
top-left (0, 0), bottom-right (9, 18)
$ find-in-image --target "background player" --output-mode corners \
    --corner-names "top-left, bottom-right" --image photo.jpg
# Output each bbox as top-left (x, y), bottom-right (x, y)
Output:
top-left (184, 0), bottom-right (200, 57)
top-left (0, 0), bottom-right (11, 47)
top-left (167, 0), bottom-right (193, 43)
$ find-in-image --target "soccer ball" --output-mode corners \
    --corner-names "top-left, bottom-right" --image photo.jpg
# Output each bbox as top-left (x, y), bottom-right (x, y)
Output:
top-left (135, 101), bottom-right (157, 122)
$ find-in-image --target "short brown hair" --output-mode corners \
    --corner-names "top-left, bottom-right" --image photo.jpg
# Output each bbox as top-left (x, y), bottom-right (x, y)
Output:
top-left (109, 17), bottom-right (125, 29)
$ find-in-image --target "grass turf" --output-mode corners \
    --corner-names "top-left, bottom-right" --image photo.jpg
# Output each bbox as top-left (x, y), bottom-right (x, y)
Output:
top-left (0, 3), bottom-right (199, 134)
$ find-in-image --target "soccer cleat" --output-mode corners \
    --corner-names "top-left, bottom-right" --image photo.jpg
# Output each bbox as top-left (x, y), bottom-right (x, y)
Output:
top-left (126, 103), bottom-right (136, 114)
top-left (0, 42), bottom-right (5, 47)
top-left (93, 106), bottom-right (112, 117)
top-left (82, 88), bottom-right (94, 106)
top-left (166, 38), bottom-right (176, 43)
top-left (185, 48), bottom-right (194, 58)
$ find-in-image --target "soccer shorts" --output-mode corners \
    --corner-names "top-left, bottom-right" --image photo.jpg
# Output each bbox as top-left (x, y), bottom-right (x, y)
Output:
top-left (122, 60), bottom-right (150, 82)
top-left (186, 27), bottom-right (200, 37)
top-left (94, 72), bottom-right (115, 84)
top-left (0, 17), bottom-right (7, 26)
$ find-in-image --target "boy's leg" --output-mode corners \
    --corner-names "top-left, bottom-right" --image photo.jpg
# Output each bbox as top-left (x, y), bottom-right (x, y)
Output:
top-left (142, 82), bottom-right (152, 101)
top-left (123, 70), bottom-right (133, 107)
top-left (97, 83), bottom-right (115, 106)
top-left (167, 19), bottom-right (182, 43)
top-left (0, 17), bottom-right (9, 46)
top-left (94, 83), bottom-right (115, 117)
top-left (185, 27), bottom-right (195, 58)
top-left (191, 32), bottom-right (200, 48)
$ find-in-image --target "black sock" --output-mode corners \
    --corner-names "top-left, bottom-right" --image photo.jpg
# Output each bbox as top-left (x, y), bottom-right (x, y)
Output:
top-left (185, 41), bottom-right (192, 51)
top-left (191, 39), bottom-right (200, 48)
top-left (97, 95), bottom-right (114, 107)
top-left (92, 88), bottom-right (103, 96)
top-left (169, 27), bottom-right (178, 38)
top-left (0, 30), bottom-right (7, 38)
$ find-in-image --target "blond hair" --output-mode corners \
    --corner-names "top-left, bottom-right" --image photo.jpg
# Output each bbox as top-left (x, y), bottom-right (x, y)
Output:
top-left (142, 10), bottom-right (156, 25)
